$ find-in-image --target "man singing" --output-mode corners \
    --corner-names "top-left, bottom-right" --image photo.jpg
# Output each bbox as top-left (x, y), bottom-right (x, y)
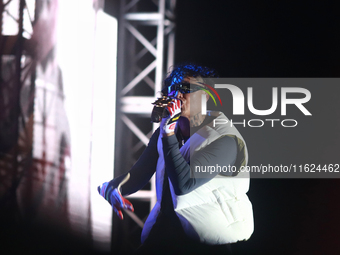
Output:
top-left (98, 64), bottom-right (254, 254)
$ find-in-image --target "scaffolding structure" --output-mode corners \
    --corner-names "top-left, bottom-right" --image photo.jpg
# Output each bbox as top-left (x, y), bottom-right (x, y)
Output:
top-left (0, 0), bottom-right (35, 217)
top-left (0, 0), bottom-right (70, 225)
top-left (116, 0), bottom-right (176, 228)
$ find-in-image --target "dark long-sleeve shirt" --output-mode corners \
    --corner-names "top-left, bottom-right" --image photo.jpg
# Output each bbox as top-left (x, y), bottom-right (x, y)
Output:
top-left (162, 133), bottom-right (237, 195)
top-left (107, 120), bottom-right (237, 198)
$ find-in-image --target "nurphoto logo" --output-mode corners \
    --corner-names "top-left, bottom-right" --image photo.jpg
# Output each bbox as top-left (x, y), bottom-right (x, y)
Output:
top-left (198, 79), bottom-right (312, 128)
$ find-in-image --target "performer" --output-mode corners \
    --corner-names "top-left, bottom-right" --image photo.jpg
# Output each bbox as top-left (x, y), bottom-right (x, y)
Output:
top-left (98, 64), bottom-right (254, 254)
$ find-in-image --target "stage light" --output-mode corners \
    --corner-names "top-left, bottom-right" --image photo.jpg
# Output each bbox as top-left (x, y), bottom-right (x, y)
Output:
top-left (57, 0), bottom-right (117, 252)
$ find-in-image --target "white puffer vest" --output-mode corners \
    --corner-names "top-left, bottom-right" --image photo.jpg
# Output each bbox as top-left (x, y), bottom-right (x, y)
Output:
top-left (141, 111), bottom-right (254, 244)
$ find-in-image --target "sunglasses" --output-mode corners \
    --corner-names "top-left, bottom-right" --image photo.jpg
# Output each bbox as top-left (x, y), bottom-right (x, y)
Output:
top-left (167, 82), bottom-right (206, 97)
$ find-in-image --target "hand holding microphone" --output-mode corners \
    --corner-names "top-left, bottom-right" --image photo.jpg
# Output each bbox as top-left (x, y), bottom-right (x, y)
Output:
top-left (160, 99), bottom-right (182, 136)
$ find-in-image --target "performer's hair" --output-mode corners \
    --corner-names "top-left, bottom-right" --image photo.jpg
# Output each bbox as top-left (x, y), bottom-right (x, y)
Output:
top-left (162, 63), bottom-right (219, 95)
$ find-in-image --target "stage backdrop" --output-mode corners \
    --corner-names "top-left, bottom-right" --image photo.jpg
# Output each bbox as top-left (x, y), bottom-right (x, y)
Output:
top-left (1, 0), bottom-right (117, 253)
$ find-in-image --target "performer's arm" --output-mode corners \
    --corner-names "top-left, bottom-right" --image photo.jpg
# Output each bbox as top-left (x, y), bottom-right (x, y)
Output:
top-left (162, 135), bottom-right (237, 196)
top-left (105, 128), bottom-right (160, 197)
top-left (98, 128), bottom-right (160, 219)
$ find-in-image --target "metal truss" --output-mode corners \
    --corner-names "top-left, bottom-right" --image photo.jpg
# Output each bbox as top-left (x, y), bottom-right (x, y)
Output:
top-left (116, 0), bottom-right (176, 229)
top-left (0, 0), bottom-right (70, 224)
top-left (0, 0), bottom-right (35, 212)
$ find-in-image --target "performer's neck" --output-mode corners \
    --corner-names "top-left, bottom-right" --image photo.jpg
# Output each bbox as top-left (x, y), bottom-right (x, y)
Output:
top-left (178, 113), bottom-right (206, 138)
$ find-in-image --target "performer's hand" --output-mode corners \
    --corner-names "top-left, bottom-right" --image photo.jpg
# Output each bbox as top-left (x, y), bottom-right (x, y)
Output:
top-left (160, 99), bottom-right (181, 136)
top-left (98, 174), bottom-right (134, 220)
top-left (110, 188), bottom-right (134, 220)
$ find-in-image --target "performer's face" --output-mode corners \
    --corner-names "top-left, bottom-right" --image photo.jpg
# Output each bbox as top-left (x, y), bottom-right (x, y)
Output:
top-left (176, 77), bottom-right (209, 119)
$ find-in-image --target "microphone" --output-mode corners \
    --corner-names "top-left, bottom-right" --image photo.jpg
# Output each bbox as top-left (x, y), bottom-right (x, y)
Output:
top-left (150, 96), bottom-right (174, 123)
